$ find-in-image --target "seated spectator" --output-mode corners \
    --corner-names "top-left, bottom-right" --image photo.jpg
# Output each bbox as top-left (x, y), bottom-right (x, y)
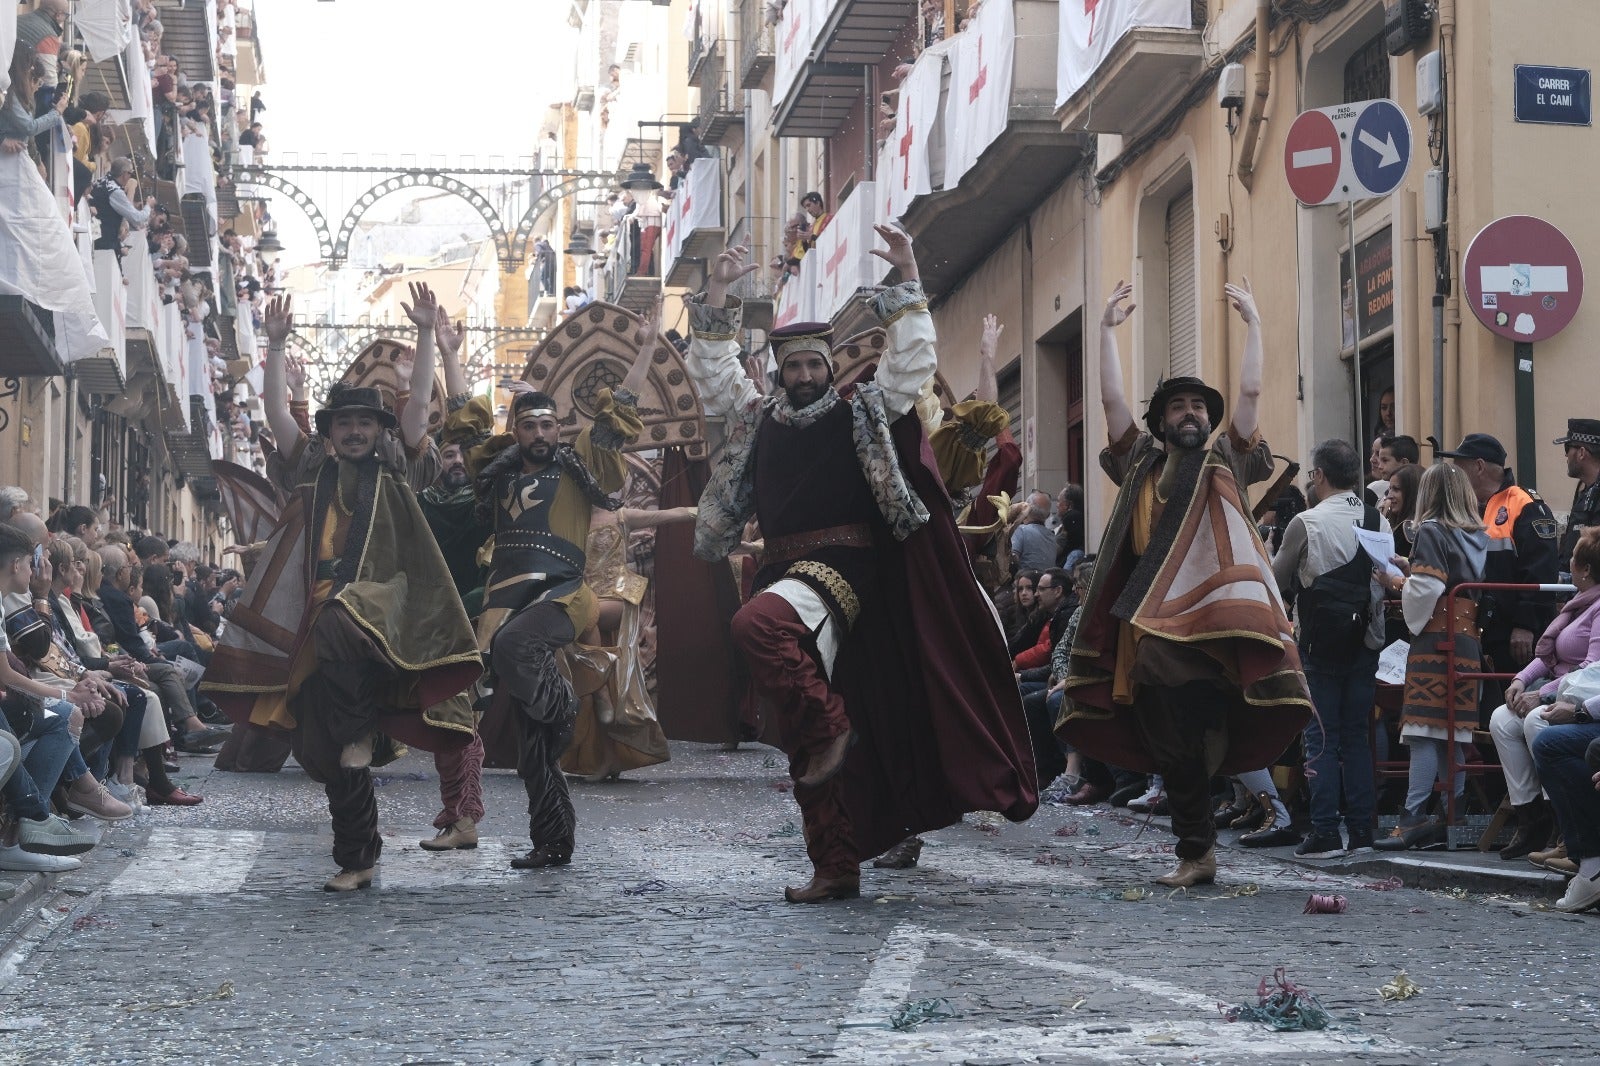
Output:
top-left (1003, 568), bottom-right (1043, 657)
top-left (1374, 464), bottom-right (1488, 851)
top-left (1490, 526), bottom-right (1600, 860)
top-left (1010, 492), bottom-right (1057, 573)
top-left (1530, 683), bottom-right (1600, 911)
top-left (1013, 567), bottom-right (1072, 675)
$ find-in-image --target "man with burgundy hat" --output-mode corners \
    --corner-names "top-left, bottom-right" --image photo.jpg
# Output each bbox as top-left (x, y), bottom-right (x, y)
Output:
top-left (206, 288), bottom-right (482, 892)
top-left (1061, 278), bottom-right (1311, 889)
top-left (685, 227), bottom-right (1037, 904)
top-left (1556, 418), bottom-right (1600, 578)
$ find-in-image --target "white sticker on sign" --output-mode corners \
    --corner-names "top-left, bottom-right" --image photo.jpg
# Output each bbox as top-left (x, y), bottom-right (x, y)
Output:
top-left (1510, 263), bottom-right (1533, 296)
top-left (1516, 314), bottom-right (1537, 336)
top-left (1482, 293), bottom-right (1497, 309)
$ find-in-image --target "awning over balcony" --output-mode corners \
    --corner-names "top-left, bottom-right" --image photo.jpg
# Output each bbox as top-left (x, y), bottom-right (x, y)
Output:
top-left (885, 0), bottom-right (1090, 296)
top-left (815, 0), bottom-right (913, 65)
top-left (0, 297), bottom-right (62, 378)
top-left (662, 159), bottom-right (724, 288)
top-left (1054, 0), bottom-right (1204, 135)
top-left (772, 0), bottom-right (866, 138)
top-left (78, 251), bottom-right (129, 395)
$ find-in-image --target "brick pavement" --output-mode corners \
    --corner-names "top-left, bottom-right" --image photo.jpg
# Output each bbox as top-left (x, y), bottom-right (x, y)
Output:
top-left (0, 743), bottom-right (1596, 1064)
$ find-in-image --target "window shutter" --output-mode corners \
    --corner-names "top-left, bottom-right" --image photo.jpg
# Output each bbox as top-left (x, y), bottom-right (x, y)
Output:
top-left (1166, 191), bottom-right (1197, 379)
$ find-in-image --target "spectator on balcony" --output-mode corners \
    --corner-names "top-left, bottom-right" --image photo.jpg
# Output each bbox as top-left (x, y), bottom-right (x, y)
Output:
top-left (250, 90), bottom-right (266, 122)
top-left (66, 91), bottom-right (111, 202)
top-left (1, 55), bottom-right (69, 162)
top-left (665, 149), bottom-right (686, 192)
top-left (89, 158), bottom-right (152, 263)
top-left (535, 236), bottom-right (556, 298)
top-left (15, 0), bottom-right (68, 109)
top-left (784, 192), bottom-right (830, 270)
top-left (633, 188), bottom-right (664, 277)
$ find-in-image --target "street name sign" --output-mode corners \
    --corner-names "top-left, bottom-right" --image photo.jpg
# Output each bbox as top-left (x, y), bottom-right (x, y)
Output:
top-left (1285, 99), bottom-right (1413, 206)
top-left (1515, 65), bottom-right (1591, 126)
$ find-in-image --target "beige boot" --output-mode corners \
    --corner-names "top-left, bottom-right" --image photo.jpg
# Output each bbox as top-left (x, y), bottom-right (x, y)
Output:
top-left (1155, 849), bottom-right (1217, 888)
top-left (419, 818), bottom-right (479, 851)
top-left (323, 867), bottom-right (374, 892)
top-left (339, 734), bottom-right (374, 770)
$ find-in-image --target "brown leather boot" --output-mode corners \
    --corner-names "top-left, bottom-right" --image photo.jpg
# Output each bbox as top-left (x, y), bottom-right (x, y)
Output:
top-left (1155, 849), bottom-right (1217, 888)
top-left (323, 867), bottom-right (374, 892)
top-left (783, 873), bottom-right (861, 903)
top-left (797, 730), bottom-right (855, 787)
top-left (871, 836), bottom-right (924, 869)
top-left (419, 818), bottom-right (479, 851)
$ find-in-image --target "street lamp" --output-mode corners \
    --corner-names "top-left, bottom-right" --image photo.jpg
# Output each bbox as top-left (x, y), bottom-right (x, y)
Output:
top-left (619, 162), bottom-right (663, 191)
top-left (256, 230), bottom-right (284, 254)
top-left (564, 231), bottom-right (595, 263)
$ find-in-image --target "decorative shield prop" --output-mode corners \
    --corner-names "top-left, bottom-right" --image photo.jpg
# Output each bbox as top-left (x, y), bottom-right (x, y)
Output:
top-left (522, 302), bottom-right (708, 460)
top-left (831, 328), bottom-right (956, 410)
top-left (336, 338), bottom-right (448, 438)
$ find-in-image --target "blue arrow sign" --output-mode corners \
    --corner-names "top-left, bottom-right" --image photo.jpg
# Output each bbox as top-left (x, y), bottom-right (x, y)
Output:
top-left (1349, 99), bottom-right (1412, 198)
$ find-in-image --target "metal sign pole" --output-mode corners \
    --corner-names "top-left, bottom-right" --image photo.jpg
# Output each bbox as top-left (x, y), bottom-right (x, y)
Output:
top-left (1514, 340), bottom-right (1537, 490)
top-left (1348, 209), bottom-right (1364, 448)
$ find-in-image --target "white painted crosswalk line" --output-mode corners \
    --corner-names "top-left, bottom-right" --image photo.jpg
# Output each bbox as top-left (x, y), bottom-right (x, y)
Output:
top-left (110, 828), bottom-right (265, 896)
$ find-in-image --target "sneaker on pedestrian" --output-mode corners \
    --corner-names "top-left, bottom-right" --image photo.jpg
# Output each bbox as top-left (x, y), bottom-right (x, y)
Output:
top-left (1128, 787), bottom-right (1166, 813)
top-left (1346, 825), bottom-right (1375, 853)
top-left (0, 844), bottom-right (83, 873)
top-left (65, 776), bottom-right (134, 822)
top-left (17, 813), bottom-right (96, 856)
top-left (1294, 832), bottom-right (1348, 859)
top-left (1554, 872), bottom-right (1600, 913)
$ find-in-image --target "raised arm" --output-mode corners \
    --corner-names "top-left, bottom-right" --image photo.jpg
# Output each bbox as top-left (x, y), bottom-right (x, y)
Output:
top-left (434, 311), bottom-right (470, 399)
top-left (400, 282), bottom-right (439, 450)
top-left (866, 224), bottom-right (934, 416)
top-left (620, 296), bottom-right (663, 398)
top-left (1099, 281), bottom-right (1136, 443)
top-left (261, 295), bottom-right (306, 457)
top-left (1226, 277), bottom-right (1263, 441)
top-left (685, 245), bottom-right (762, 418)
top-left (976, 314), bottom-right (1001, 402)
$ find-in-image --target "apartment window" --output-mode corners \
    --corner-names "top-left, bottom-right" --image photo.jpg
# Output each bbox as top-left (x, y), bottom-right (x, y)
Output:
top-left (1342, 31), bottom-right (1390, 103)
top-left (1165, 190), bottom-right (1197, 379)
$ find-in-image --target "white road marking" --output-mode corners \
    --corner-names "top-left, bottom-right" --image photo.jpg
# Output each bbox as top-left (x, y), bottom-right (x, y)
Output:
top-left (109, 829), bottom-right (265, 896)
top-left (833, 923), bottom-right (1419, 1063)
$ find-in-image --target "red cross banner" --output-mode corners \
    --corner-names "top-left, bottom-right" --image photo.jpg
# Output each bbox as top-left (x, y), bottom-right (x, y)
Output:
top-left (880, 49), bottom-right (945, 224)
top-left (811, 182), bottom-right (887, 320)
top-left (944, 0), bottom-right (1016, 185)
top-left (772, 0), bottom-right (821, 108)
top-left (661, 158), bottom-right (721, 282)
top-left (1057, 0), bottom-right (1191, 107)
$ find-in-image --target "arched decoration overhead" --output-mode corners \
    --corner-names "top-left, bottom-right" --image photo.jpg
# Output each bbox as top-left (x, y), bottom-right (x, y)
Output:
top-left (510, 173), bottom-right (618, 265)
top-left (831, 328), bottom-right (956, 411)
top-left (337, 338), bottom-right (449, 438)
top-left (236, 169), bottom-right (335, 262)
top-left (332, 171), bottom-right (513, 269)
top-left (522, 302), bottom-right (708, 461)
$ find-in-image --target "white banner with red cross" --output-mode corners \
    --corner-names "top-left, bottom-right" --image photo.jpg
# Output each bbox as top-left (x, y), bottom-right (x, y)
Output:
top-left (944, 0), bottom-right (1016, 186)
top-left (1057, 0), bottom-right (1191, 107)
top-left (662, 159), bottom-right (721, 281)
top-left (880, 49), bottom-right (945, 223)
top-left (810, 181), bottom-right (887, 322)
top-left (772, 0), bottom-right (823, 107)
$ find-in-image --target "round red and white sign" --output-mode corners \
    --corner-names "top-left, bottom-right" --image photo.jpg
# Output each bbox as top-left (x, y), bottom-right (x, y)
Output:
top-left (1284, 109), bottom-right (1342, 207)
top-left (1463, 215), bottom-right (1585, 343)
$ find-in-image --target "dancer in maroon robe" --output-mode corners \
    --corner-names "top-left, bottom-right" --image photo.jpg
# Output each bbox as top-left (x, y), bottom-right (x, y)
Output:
top-left (684, 228), bottom-right (1036, 903)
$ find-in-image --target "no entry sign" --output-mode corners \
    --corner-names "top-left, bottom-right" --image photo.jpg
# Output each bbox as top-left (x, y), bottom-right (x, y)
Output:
top-left (1463, 215), bottom-right (1585, 342)
top-left (1284, 99), bottom-right (1412, 206)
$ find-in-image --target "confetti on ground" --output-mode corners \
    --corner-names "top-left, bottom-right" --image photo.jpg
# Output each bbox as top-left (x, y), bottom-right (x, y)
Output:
top-left (1053, 823), bottom-right (1081, 837)
top-left (889, 998), bottom-right (957, 1031)
top-left (1362, 876), bottom-right (1405, 891)
top-left (1222, 968), bottom-right (1332, 1031)
top-left (121, 981), bottom-right (234, 1012)
top-left (1303, 893), bottom-right (1348, 914)
top-left (622, 879), bottom-right (670, 896)
top-left (1381, 971), bottom-right (1422, 1001)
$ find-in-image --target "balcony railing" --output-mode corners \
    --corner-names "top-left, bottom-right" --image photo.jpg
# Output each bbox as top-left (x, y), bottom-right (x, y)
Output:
top-left (696, 48), bottom-right (743, 149)
top-left (1053, 0), bottom-right (1205, 137)
top-left (738, 0), bottom-right (775, 89)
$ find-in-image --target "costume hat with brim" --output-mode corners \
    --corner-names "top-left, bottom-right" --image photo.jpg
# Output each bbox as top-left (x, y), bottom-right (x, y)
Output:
top-left (315, 384), bottom-right (397, 436)
top-left (1555, 418), bottom-right (1600, 450)
top-left (770, 321), bottom-right (834, 370)
top-left (1144, 376), bottom-right (1225, 440)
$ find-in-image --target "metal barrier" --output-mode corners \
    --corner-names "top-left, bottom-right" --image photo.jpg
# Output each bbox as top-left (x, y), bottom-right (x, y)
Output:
top-left (1373, 580), bottom-right (1574, 842)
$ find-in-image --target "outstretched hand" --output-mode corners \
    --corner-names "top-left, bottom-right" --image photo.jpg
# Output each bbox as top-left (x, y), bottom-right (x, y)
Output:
top-left (868, 223), bottom-right (918, 281)
top-left (635, 296), bottom-right (664, 351)
top-left (435, 312), bottom-right (465, 360)
top-left (263, 294), bottom-right (294, 344)
top-left (980, 313), bottom-right (1003, 358)
top-left (402, 282), bottom-right (438, 330)
top-left (707, 244), bottom-right (760, 306)
top-left (1225, 277), bottom-right (1260, 326)
top-left (283, 351), bottom-right (306, 395)
top-left (1102, 281), bottom-right (1135, 330)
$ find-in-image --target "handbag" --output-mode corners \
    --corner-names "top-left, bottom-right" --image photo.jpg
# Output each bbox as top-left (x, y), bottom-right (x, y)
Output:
top-left (1555, 662), bottom-right (1600, 706)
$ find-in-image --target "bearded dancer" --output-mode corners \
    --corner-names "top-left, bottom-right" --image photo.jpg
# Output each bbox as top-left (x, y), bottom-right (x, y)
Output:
top-left (411, 312), bottom-right (496, 852)
top-left (206, 287), bottom-right (481, 891)
top-left (1061, 279), bottom-right (1311, 888)
top-left (686, 229), bottom-right (1036, 904)
top-left (465, 321), bottom-right (650, 870)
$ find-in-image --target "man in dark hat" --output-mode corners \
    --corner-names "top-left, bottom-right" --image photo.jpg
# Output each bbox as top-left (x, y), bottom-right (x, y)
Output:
top-left (1438, 432), bottom-right (1559, 686)
top-left (458, 313), bottom-right (654, 871)
top-left (1062, 278), bottom-right (1311, 889)
top-left (1556, 418), bottom-right (1600, 577)
top-left (685, 228), bottom-right (1037, 904)
top-left (206, 287), bottom-right (482, 892)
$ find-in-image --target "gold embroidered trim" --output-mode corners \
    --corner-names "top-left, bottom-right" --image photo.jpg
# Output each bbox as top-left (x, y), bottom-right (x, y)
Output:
top-left (786, 560), bottom-right (861, 628)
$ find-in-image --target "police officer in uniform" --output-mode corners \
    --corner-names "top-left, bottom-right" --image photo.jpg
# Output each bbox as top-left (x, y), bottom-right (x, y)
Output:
top-left (1437, 434), bottom-right (1560, 719)
top-left (1555, 418), bottom-right (1600, 579)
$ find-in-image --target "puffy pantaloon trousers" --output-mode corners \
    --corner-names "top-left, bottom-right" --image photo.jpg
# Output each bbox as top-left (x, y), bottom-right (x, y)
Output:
top-left (1133, 682), bottom-right (1231, 861)
top-left (432, 734), bottom-right (485, 829)
top-left (492, 602), bottom-right (579, 855)
top-left (730, 593), bottom-right (855, 880)
top-left (291, 609), bottom-right (392, 872)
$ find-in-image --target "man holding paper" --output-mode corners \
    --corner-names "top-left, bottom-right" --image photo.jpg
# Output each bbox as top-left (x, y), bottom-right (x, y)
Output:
top-left (1272, 439), bottom-right (1388, 858)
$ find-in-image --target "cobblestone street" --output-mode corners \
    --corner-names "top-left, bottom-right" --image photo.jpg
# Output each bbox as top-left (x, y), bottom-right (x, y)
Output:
top-left (1, 743), bottom-right (1596, 1064)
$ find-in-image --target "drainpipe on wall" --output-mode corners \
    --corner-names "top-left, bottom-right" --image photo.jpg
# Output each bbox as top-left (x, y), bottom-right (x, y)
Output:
top-left (1439, 0), bottom-right (1460, 444)
top-left (1234, 0), bottom-right (1272, 192)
